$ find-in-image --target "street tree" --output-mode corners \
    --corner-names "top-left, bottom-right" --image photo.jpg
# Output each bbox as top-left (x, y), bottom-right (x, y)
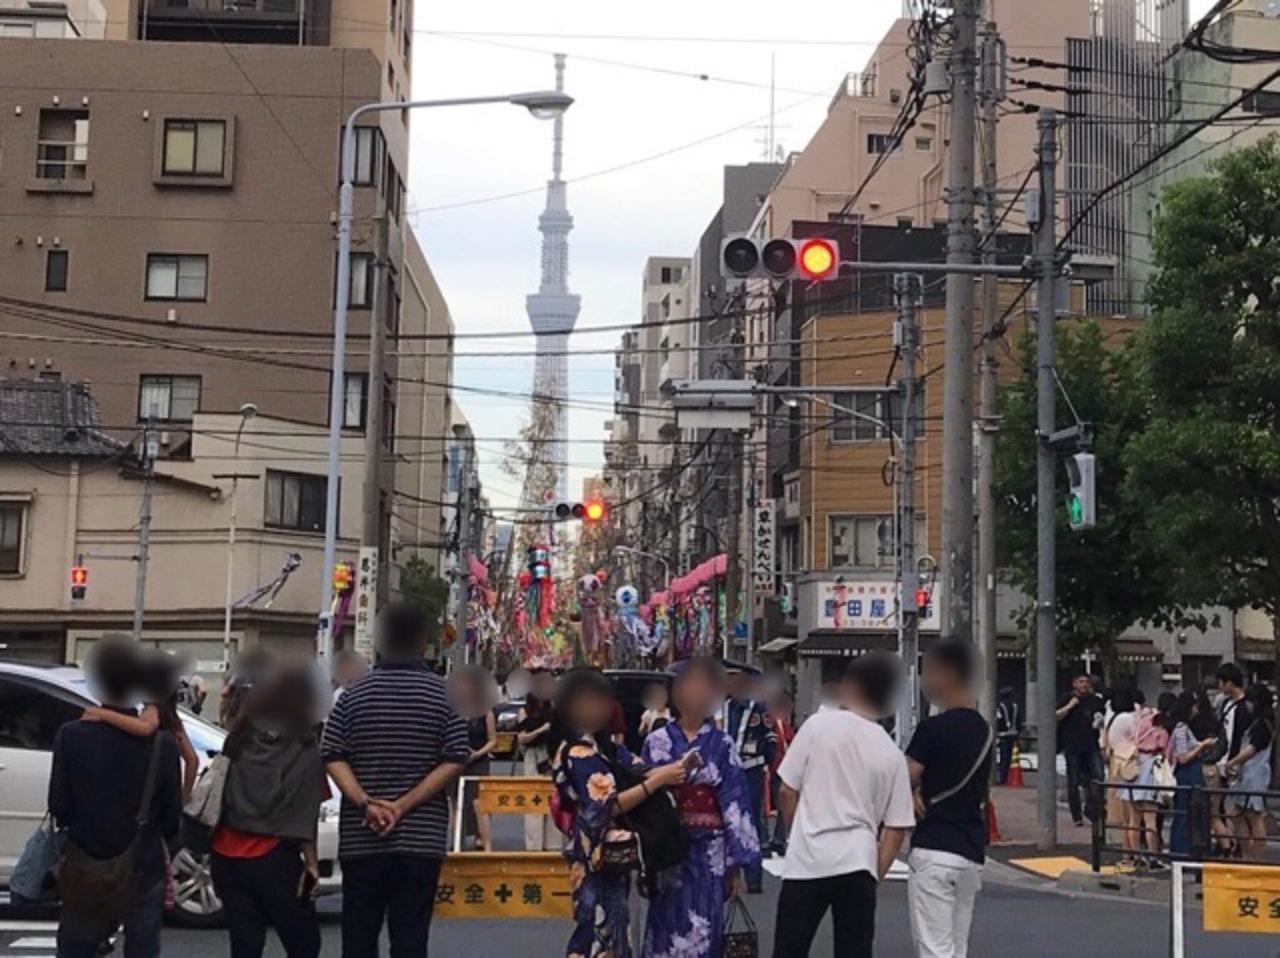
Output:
top-left (995, 319), bottom-right (1176, 671)
top-left (1126, 136), bottom-right (1280, 694)
top-left (400, 556), bottom-right (450, 644)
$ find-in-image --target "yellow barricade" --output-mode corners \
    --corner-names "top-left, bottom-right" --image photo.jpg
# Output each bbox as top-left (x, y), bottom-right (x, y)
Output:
top-left (470, 775), bottom-right (556, 816)
top-left (435, 852), bottom-right (572, 920)
top-left (1204, 863), bottom-right (1280, 933)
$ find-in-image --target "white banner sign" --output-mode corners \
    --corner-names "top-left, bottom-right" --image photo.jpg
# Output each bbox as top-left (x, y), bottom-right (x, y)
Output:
top-left (752, 500), bottom-right (777, 596)
top-left (816, 579), bottom-right (942, 632)
top-left (354, 546), bottom-right (379, 656)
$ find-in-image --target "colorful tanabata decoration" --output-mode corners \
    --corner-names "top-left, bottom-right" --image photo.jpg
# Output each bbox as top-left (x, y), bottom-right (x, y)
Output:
top-left (578, 571), bottom-right (607, 654)
top-left (524, 544), bottom-right (554, 629)
top-left (614, 583), bottom-right (657, 661)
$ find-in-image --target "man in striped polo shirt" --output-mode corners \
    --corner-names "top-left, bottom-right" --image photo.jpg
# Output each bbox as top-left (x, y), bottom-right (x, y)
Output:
top-left (323, 603), bottom-right (470, 957)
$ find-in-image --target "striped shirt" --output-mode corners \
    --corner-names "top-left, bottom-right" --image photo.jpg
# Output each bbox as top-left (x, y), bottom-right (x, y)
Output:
top-left (321, 660), bottom-right (469, 859)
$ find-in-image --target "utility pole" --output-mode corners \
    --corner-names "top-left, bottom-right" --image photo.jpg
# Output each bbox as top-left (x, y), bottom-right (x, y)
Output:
top-left (977, 21), bottom-right (1002, 739)
top-left (361, 203), bottom-right (391, 603)
top-left (895, 273), bottom-right (922, 746)
top-left (724, 432), bottom-right (744, 656)
top-left (1034, 109), bottom-right (1060, 851)
top-left (132, 417), bottom-right (157, 641)
top-left (940, 0), bottom-right (980, 646)
top-left (744, 447), bottom-right (757, 662)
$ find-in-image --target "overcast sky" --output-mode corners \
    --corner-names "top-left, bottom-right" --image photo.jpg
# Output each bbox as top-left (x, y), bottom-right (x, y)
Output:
top-left (406, 0), bottom-right (1216, 512)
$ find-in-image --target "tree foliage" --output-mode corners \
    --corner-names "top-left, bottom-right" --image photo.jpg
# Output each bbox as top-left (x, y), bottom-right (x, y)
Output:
top-left (1126, 137), bottom-right (1280, 622)
top-left (400, 556), bottom-right (450, 642)
top-left (995, 320), bottom-right (1176, 661)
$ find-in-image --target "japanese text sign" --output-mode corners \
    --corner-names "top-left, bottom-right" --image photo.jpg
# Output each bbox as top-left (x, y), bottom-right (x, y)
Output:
top-left (752, 500), bottom-right (777, 597)
top-left (435, 852), bottom-right (572, 920)
top-left (1204, 863), bottom-right (1280, 934)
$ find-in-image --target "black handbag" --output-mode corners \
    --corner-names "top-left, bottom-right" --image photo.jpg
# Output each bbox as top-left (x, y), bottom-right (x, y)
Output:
top-left (723, 895), bottom-right (759, 958)
top-left (58, 736), bottom-right (163, 941)
top-left (610, 759), bottom-right (688, 893)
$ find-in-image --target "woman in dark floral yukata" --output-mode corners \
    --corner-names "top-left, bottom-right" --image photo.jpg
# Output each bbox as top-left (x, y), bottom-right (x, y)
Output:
top-left (641, 657), bottom-right (761, 958)
top-left (551, 668), bottom-right (688, 958)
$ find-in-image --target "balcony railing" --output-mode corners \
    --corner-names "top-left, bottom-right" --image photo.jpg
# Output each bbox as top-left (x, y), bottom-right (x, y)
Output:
top-left (35, 140), bottom-right (88, 180)
top-left (148, 0), bottom-right (299, 16)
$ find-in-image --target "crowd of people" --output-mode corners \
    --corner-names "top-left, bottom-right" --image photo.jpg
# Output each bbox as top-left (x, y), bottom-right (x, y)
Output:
top-left (42, 609), bottom-right (1278, 958)
top-left (1055, 662), bottom-right (1274, 867)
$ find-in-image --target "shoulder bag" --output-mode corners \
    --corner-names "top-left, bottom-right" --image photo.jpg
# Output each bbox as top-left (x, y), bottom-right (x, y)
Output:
top-left (925, 722), bottom-right (995, 810)
top-left (10, 814), bottom-right (63, 904)
top-left (58, 735), bottom-right (163, 942)
top-left (723, 894), bottom-right (759, 958)
top-left (1105, 716), bottom-right (1139, 783)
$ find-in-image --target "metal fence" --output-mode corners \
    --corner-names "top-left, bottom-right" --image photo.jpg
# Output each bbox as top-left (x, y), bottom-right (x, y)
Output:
top-left (1089, 779), bottom-right (1279, 871)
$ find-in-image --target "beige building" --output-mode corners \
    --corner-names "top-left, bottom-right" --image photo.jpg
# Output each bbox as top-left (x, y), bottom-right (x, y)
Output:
top-left (0, 0), bottom-right (458, 665)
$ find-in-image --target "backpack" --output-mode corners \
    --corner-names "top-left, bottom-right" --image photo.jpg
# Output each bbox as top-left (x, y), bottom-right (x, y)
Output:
top-left (1105, 715), bottom-right (1139, 782)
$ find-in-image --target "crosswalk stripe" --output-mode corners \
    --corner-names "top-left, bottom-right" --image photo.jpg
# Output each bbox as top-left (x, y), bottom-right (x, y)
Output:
top-left (10, 936), bottom-right (58, 948)
top-left (0, 923), bottom-right (58, 932)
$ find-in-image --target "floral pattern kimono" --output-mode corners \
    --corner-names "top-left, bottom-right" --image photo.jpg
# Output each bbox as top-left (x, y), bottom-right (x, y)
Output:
top-left (552, 734), bottom-right (641, 958)
top-left (640, 720), bottom-right (761, 958)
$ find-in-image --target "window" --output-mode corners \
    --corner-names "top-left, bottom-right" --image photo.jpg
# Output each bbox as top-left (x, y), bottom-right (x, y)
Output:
top-left (830, 390), bottom-right (891, 442)
top-left (382, 155), bottom-right (403, 222)
top-left (138, 374), bottom-right (201, 422)
top-left (342, 372), bottom-right (368, 429)
top-left (1242, 90), bottom-right (1280, 116)
top-left (0, 679), bottom-right (82, 750)
top-left (897, 217), bottom-right (914, 229)
top-left (338, 252), bottom-right (376, 308)
top-left (381, 378), bottom-right (396, 450)
top-left (829, 514), bottom-right (923, 569)
top-left (0, 504), bottom-right (24, 574)
top-left (915, 136), bottom-right (933, 151)
top-left (660, 266), bottom-right (683, 284)
top-left (146, 254), bottom-right (207, 301)
top-left (162, 119), bottom-right (225, 176)
top-left (36, 109), bottom-right (89, 180)
top-left (264, 469), bottom-right (329, 533)
top-left (866, 133), bottom-right (899, 155)
top-left (351, 126), bottom-right (384, 186)
top-left (45, 250), bottom-right (68, 291)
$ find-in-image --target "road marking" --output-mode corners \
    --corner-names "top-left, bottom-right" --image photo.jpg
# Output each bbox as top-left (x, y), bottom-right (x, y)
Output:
top-left (0, 923), bottom-right (57, 932)
top-left (1005, 855), bottom-right (1123, 879)
top-left (10, 936), bottom-right (58, 948)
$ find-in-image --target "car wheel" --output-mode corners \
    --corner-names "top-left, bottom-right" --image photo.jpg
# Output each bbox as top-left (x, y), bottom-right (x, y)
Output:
top-left (168, 846), bottom-right (225, 928)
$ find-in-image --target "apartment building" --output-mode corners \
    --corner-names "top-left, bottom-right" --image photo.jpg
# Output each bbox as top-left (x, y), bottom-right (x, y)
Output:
top-left (0, 0), bottom-right (457, 667)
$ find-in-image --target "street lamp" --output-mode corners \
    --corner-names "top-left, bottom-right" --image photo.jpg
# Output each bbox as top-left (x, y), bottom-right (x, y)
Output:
top-left (222, 402), bottom-right (257, 673)
top-left (317, 89), bottom-right (573, 660)
top-left (612, 545), bottom-right (671, 585)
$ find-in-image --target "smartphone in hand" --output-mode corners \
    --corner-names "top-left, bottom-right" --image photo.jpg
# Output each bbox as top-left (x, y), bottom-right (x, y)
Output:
top-left (682, 747), bottom-right (703, 771)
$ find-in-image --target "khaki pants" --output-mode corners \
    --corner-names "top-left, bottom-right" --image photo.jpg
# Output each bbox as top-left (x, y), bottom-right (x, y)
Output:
top-left (908, 848), bottom-right (983, 958)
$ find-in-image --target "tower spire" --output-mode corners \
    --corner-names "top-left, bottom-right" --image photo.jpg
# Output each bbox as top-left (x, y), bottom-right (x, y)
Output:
top-left (522, 53), bottom-right (580, 506)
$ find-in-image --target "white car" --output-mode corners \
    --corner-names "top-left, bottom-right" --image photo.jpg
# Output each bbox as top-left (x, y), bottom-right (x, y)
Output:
top-left (0, 661), bottom-right (342, 926)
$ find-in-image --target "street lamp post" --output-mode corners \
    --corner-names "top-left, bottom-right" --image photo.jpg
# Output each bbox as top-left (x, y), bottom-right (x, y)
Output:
top-left (221, 403), bottom-right (257, 674)
top-left (317, 89), bottom-right (572, 660)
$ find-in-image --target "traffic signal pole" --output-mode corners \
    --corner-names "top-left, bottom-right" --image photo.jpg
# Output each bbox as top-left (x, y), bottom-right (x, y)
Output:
top-left (977, 21), bottom-right (1003, 743)
top-left (940, 0), bottom-right (981, 648)
top-left (361, 202), bottom-right (391, 617)
top-left (1034, 109), bottom-right (1060, 852)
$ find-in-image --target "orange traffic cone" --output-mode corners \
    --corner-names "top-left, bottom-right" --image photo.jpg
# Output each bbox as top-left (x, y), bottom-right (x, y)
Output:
top-left (985, 797), bottom-right (1003, 843)
top-left (1006, 743), bottom-right (1025, 788)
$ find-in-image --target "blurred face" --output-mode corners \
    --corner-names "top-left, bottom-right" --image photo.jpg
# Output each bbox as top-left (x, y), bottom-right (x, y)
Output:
top-left (533, 673), bottom-right (557, 702)
top-left (1073, 676), bottom-right (1092, 698)
top-left (921, 657), bottom-right (960, 702)
top-left (567, 687), bottom-right (615, 734)
top-left (769, 696), bottom-right (792, 720)
top-left (673, 670), bottom-right (719, 721)
top-left (642, 683), bottom-right (668, 711)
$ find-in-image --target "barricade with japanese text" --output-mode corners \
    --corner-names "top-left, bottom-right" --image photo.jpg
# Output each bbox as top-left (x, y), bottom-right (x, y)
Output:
top-left (1172, 862), bottom-right (1280, 958)
top-left (445, 775), bottom-right (570, 920)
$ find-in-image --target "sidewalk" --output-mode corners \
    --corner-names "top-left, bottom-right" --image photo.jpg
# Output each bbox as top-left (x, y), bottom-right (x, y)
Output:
top-left (987, 775), bottom-right (1099, 879)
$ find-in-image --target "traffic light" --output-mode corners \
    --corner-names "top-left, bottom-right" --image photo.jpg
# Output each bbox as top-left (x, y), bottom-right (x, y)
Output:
top-left (719, 236), bottom-right (841, 282)
top-left (554, 501), bottom-right (607, 522)
top-left (1065, 452), bottom-right (1096, 531)
top-left (70, 565), bottom-right (88, 601)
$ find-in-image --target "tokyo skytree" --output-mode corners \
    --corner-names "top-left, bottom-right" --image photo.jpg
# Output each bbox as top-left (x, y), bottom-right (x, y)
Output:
top-left (522, 53), bottom-right (579, 506)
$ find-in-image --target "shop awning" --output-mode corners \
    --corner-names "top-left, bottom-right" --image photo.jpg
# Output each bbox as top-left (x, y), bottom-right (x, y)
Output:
top-left (1115, 637), bottom-right (1163, 663)
top-left (758, 637), bottom-right (798, 655)
top-left (796, 631), bottom-right (897, 658)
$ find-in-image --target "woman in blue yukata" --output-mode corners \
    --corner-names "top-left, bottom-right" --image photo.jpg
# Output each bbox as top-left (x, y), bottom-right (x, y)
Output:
top-left (552, 668), bottom-right (689, 958)
top-left (641, 657), bottom-right (761, 958)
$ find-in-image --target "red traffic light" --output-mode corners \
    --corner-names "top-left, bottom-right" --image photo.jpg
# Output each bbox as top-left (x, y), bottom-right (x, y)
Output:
top-left (584, 501), bottom-right (606, 522)
top-left (797, 238), bottom-right (839, 280)
top-left (70, 566), bottom-right (88, 586)
top-left (915, 587), bottom-right (930, 609)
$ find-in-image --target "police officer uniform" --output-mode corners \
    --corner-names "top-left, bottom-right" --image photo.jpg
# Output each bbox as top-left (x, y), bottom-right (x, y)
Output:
top-left (726, 692), bottom-right (776, 892)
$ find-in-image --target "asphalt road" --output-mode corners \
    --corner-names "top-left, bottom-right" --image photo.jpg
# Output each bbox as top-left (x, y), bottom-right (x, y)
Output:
top-left (2, 867), bottom-right (1270, 957)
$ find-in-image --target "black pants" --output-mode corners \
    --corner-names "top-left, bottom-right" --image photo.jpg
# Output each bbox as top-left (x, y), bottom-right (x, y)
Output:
top-left (341, 855), bottom-right (442, 958)
top-left (773, 871), bottom-right (877, 958)
top-left (1063, 747), bottom-right (1105, 823)
top-left (211, 844), bottom-right (320, 958)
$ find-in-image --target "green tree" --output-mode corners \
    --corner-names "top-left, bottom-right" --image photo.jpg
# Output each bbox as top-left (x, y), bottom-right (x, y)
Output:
top-left (1126, 137), bottom-right (1280, 682)
top-left (995, 320), bottom-right (1174, 668)
top-left (400, 556), bottom-right (450, 643)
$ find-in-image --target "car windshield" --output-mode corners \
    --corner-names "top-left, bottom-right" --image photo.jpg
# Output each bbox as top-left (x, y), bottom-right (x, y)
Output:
top-left (179, 708), bottom-right (225, 757)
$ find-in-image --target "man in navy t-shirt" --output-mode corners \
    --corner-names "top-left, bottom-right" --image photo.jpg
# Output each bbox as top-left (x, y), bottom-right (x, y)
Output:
top-left (906, 639), bottom-right (992, 958)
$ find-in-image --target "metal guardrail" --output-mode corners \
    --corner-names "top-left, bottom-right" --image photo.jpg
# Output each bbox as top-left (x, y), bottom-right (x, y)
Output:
top-left (35, 140), bottom-right (88, 180)
top-left (1089, 780), bottom-right (1279, 872)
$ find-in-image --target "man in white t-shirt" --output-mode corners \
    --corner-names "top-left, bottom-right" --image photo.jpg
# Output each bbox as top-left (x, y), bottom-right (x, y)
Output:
top-left (773, 653), bottom-right (916, 958)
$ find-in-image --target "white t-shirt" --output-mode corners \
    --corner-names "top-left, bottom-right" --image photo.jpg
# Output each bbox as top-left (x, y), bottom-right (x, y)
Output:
top-left (777, 709), bottom-right (915, 881)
